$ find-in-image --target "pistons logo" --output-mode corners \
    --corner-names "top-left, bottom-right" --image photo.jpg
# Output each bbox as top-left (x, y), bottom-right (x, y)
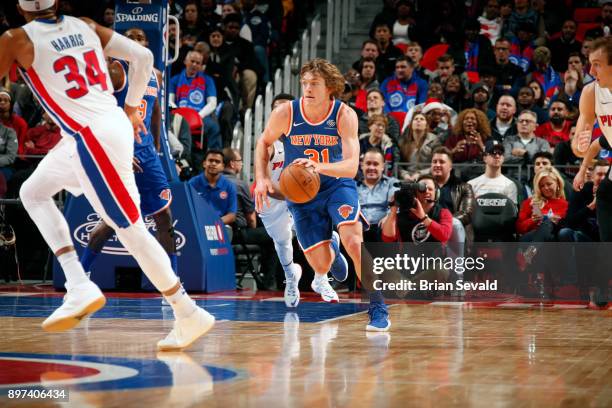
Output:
top-left (220, 191), bottom-right (228, 200)
top-left (159, 189), bottom-right (172, 201)
top-left (338, 205), bottom-right (354, 220)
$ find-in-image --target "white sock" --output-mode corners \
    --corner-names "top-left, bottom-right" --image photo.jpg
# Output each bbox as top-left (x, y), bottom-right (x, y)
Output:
top-left (164, 285), bottom-right (197, 319)
top-left (313, 273), bottom-right (327, 283)
top-left (57, 251), bottom-right (89, 287)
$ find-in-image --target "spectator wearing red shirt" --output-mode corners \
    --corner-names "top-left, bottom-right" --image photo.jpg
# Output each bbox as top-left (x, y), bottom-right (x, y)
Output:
top-left (23, 113), bottom-right (61, 156)
top-left (381, 175), bottom-right (453, 244)
top-left (517, 168), bottom-right (568, 240)
top-left (535, 99), bottom-right (572, 148)
top-left (0, 90), bottom-right (28, 156)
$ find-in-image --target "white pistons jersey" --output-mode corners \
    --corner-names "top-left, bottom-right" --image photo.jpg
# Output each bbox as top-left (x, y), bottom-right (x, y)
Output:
top-left (595, 82), bottom-right (612, 146)
top-left (20, 16), bottom-right (118, 136)
top-left (269, 140), bottom-right (285, 182)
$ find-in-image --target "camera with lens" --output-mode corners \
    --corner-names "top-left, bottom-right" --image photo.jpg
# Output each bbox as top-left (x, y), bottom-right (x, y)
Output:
top-left (393, 181), bottom-right (427, 211)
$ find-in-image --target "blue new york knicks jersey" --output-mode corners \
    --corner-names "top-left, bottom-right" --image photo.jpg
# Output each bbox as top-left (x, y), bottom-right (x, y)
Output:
top-left (113, 60), bottom-right (158, 151)
top-left (282, 98), bottom-right (345, 193)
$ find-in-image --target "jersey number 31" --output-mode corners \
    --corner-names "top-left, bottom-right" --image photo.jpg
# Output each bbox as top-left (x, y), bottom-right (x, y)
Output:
top-left (53, 50), bottom-right (108, 99)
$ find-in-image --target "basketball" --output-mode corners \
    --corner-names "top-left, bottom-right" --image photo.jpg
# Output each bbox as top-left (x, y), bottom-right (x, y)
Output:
top-left (279, 163), bottom-right (320, 203)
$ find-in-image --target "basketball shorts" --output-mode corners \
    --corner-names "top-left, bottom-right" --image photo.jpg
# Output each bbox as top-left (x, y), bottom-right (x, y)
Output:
top-left (134, 144), bottom-right (171, 217)
top-left (287, 179), bottom-right (367, 252)
top-left (34, 106), bottom-right (142, 229)
top-left (259, 198), bottom-right (293, 243)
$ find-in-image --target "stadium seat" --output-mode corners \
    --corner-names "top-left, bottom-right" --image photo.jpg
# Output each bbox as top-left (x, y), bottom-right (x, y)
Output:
top-left (573, 8), bottom-right (600, 23)
top-left (420, 44), bottom-right (449, 72)
top-left (576, 22), bottom-right (599, 41)
top-left (389, 111), bottom-right (407, 129)
top-left (472, 192), bottom-right (518, 242)
top-left (172, 107), bottom-right (205, 150)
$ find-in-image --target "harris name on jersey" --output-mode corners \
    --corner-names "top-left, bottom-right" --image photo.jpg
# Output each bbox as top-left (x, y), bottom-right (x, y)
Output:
top-left (50, 33), bottom-right (85, 52)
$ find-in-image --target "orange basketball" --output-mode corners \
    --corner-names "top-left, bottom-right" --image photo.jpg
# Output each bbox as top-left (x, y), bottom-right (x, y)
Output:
top-left (279, 163), bottom-right (320, 203)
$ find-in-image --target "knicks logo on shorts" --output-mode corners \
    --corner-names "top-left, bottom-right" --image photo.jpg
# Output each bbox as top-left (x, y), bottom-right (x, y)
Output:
top-left (159, 189), bottom-right (172, 201)
top-left (338, 205), bottom-right (354, 220)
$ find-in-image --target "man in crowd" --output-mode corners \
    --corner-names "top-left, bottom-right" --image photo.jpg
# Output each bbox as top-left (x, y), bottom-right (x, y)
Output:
top-left (380, 56), bottom-right (428, 114)
top-left (490, 95), bottom-right (517, 142)
top-left (468, 141), bottom-right (518, 204)
top-left (535, 99), bottom-right (572, 149)
top-left (503, 110), bottom-right (551, 165)
top-left (357, 147), bottom-right (399, 242)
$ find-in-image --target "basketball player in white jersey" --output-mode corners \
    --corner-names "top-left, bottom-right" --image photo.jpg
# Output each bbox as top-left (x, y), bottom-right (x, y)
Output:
top-left (0, 0), bottom-right (214, 349)
top-left (572, 36), bottom-right (612, 309)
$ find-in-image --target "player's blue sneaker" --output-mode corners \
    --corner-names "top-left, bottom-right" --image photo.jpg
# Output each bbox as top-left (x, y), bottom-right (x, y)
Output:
top-left (329, 231), bottom-right (348, 282)
top-left (366, 302), bottom-right (391, 332)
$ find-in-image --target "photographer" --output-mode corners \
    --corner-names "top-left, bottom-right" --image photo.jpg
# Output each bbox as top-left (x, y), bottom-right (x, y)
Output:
top-left (381, 175), bottom-right (453, 244)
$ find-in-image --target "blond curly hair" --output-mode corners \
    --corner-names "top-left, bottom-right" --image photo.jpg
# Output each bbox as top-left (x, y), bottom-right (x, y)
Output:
top-left (300, 58), bottom-right (346, 98)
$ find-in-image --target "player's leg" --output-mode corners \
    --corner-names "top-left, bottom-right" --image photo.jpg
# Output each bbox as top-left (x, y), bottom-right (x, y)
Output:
top-left (152, 207), bottom-right (177, 270)
top-left (331, 185), bottom-right (390, 331)
top-left (80, 221), bottom-right (114, 272)
top-left (74, 112), bottom-right (213, 349)
top-left (289, 202), bottom-right (339, 302)
top-left (19, 138), bottom-right (105, 331)
top-left (260, 202), bottom-right (301, 307)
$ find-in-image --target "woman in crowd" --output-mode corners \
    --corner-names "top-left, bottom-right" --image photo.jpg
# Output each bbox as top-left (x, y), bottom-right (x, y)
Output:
top-left (398, 113), bottom-right (440, 177)
top-left (359, 114), bottom-right (398, 177)
top-left (445, 108), bottom-right (491, 164)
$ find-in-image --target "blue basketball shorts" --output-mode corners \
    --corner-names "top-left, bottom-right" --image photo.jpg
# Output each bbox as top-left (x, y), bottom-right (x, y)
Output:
top-left (134, 144), bottom-right (171, 217)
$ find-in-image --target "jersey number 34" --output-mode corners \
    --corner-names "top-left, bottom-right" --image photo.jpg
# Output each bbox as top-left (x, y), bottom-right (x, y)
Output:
top-left (53, 50), bottom-right (108, 99)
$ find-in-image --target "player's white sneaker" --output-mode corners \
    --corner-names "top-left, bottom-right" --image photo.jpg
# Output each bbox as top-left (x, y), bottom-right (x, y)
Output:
top-left (284, 264), bottom-right (302, 308)
top-left (157, 307), bottom-right (215, 351)
top-left (43, 280), bottom-right (105, 332)
top-left (311, 275), bottom-right (339, 303)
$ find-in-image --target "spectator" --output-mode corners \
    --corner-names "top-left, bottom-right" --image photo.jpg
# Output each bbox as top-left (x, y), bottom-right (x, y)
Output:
top-left (358, 89), bottom-right (401, 143)
top-left (524, 47), bottom-right (562, 107)
top-left (188, 149), bottom-right (237, 225)
top-left (430, 146), bottom-right (476, 245)
top-left (560, 52), bottom-right (587, 108)
top-left (516, 86), bottom-right (548, 124)
top-left (479, 0), bottom-right (503, 45)
top-left (468, 141), bottom-right (519, 203)
top-left (490, 94), bottom-right (518, 142)
top-left (516, 167), bottom-right (568, 240)
top-left (0, 90), bottom-right (28, 156)
top-left (381, 56), bottom-right (428, 116)
top-left (492, 37), bottom-right (524, 96)
top-left (422, 98), bottom-right (453, 144)
top-left (208, 27), bottom-right (239, 105)
top-left (222, 13), bottom-right (260, 111)
top-left (0, 122), bottom-right (17, 182)
top-left (22, 113), bottom-right (60, 156)
top-left (381, 174), bottom-right (453, 244)
top-left (471, 82), bottom-right (496, 120)
top-left (403, 85), bottom-right (457, 135)
top-left (399, 113), bottom-right (441, 176)
top-left (101, 6), bottom-right (114, 28)
top-left (535, 99), bottom-right (572, 148)
top-left (548, 19), bottom-right (582, 73)
top-left (351, 39), bottom-right (380, 73)
top-left (180, 1), bottom-right (204, 40)
top-left (559, 160), bottom-right (609, 242)
top-left (390, 0), bottom-right (418, 46)
top-left (429, 54), bottom-right (456, 87)
top-left (241, 0), bottom-right (272, 83)
top-left (199, 0), bottom-right (223, 40)
top-left (359, 114), bottom-right (398, 176)
top-left (454, 18), bottom-right (495, 74)
top-left (443, 74), bottom-right (471, 113)
top-left (509, 22), bottom-right (537, 73)
top-left (406, 41), bottom-right (429, 81)
top-left (527, 79), bottom-right (548, 110)
top-left (373, 22), bottom-right (405, 82)
top-left (504, 0), bottom-right (543, 42)
top-left (553, 125), bottom-right (581, 177)
top-left (503, 110), bottom-right (551, 165)
top-left (357, 147), bottom-right (399, 242)
top-left (369, 0), bottom-right (399, 39)
top-left (221, 2), bottom-right (252, 42)
top-left (584, 2), bottom-right (612, 40)
top-left (359, 57), bottom-right (379, 91)
top-left (169, 50), bottom-right (223, 150)
top-left (445, 108), bottom-right (491, 164)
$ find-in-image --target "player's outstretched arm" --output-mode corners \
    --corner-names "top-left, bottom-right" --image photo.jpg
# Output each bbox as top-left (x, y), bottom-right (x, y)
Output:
top-left (572, 83), bottom-right (596, 158)
top-left (0, 29), bottom-right (32, 80)
top-left (254, 102), bottom-right (290, 211)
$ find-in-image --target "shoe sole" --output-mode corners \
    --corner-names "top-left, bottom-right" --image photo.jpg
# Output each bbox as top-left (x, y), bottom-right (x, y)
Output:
top-left (157, 315), bottom-right (216, 352)
top-left (366, 320), bottom-right (391, 332)
top-left (42, 296), bottom-right (106, 332)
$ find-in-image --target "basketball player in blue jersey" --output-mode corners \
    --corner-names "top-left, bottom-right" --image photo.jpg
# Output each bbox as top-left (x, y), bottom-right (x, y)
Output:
top-left (255, 59), bottom-right (390, 331)
top-left (79, 28), bottom-right (179, 282)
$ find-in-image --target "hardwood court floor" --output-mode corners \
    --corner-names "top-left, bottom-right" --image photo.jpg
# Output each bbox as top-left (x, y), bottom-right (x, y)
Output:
top-left (0, 291), bottom-right (610, 408)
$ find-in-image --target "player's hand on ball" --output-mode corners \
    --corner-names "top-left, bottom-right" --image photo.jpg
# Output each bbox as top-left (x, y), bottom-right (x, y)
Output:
top-left (255, 178), bottom-right (274, 212)
top-left (292, 158), bottom-right (319, 172)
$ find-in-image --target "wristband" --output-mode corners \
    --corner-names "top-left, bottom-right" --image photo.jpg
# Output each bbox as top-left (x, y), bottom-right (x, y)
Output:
top-left (418, 215), bottom-right (428, 222)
